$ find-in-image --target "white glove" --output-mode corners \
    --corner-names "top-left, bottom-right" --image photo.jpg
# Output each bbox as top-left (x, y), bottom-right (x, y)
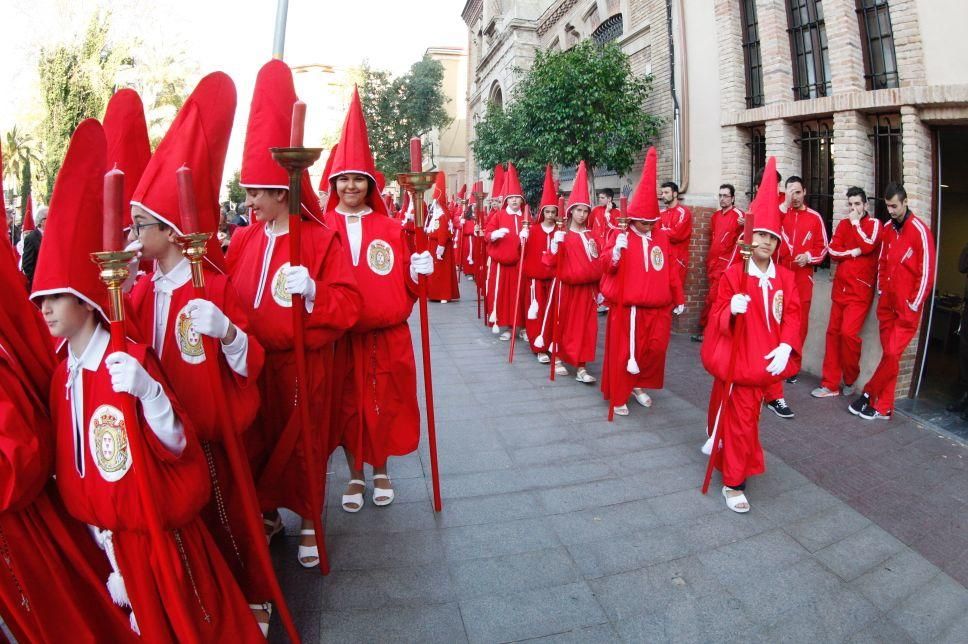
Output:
top-left (105, 351), bottom-right (161, 400)
top-left (284, 265), bottom-right (316, 300)
top-left (187, 298), bottom-right (230, 340)
top-left (436, 246), bottom-right (445, 261)
top-left (673, 304), bottom-right (685, 316)
top-left (519, 228), bottom-right (530, 242)
top-left (764, 342), bottom-right (793, 376)
top-left (553, 231), bottom-right (566, 244)
top-left (850, 248), bottom-right (862, 258)
top-left (730, 293), bottom-right (751, 315)
top-left (490, 228), bottom-right (509, 241)
top-left (612, 232), bottom-right (629, 262)
top-left (121, 240), bottom-right (143, 293)
top-left (410, 251), bottom-right (434, 282)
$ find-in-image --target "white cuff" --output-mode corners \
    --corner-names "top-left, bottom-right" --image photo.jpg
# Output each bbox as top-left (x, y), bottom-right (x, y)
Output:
top-left (140, 384), bottom-right (186, 456)
top-left (220, 328), bottom-right (249, 378)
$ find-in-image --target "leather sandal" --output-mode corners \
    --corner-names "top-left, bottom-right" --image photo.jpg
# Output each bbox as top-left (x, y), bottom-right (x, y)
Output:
top-left (263, 514), bottom-right (283, 545)
top-left (722, 486), bottom-right (750, 513)
top-left (341, 479), bottom-right (366, 513)
top-left (297, 529), bottom-right (319, 568)
top-left (248, 602), bottom-right (272, 638)
top-left (372, 474), bottom-right (395, 507)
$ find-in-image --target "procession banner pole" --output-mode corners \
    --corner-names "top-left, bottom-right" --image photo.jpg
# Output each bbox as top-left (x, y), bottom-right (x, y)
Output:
top-left (507, 204), bottom-right (531, 363)
top-left (472, 187), bottom-right (486, 320)
top-left (272, 0), bottom-right (289, 60)
top-left (549, 196), bottom-right (566, 382)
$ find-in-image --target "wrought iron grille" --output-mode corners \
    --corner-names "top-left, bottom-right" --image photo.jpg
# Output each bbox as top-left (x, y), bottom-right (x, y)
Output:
top-left (747, 125), bottom-right (767, 198)
top-left (740, 0), bottom-right (765, 108)
top-left (787, 0), bottom-right (831, 100)
top-left (798, 119), bottom-right (835, 255)
top-left (857, 0), bottom-right (899, 90)
top-left (592, 14), bottom-right (624, 45)
top-left (870, 114), bottom-right (903, 221)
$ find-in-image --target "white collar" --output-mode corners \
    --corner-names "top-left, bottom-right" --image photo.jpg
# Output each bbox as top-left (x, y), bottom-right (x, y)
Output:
top-left (748, 259), bottom-right (776, 280)
top-left (337, 206), bottom-right (373, 218)
top-left (506, 207), bottom-right (522, 216)
top-left (68, 325), bottom-right (110, 373)
top-left (263, 221), bottom-right (289, 238)
top-left (630, 228), bottom-right (652, 239)
top-left (152, 258), bottom-right (192, 289)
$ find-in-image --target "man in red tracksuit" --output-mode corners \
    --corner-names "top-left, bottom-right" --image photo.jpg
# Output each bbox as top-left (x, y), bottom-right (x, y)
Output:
top-left (849, 183), bottom-right (936, 420)
top-left (694, 183), bottom-right (745, 342)
top-left (812, 187), bottom-right (882, 398)
top-left (659, 180), bottom-right (692, 291)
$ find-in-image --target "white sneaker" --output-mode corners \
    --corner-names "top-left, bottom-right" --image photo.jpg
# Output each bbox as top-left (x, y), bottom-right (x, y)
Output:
top-left (440, 300), bottom-right (449, 304)
top-left (499, 331), bottom-right (512, 341)
top-left (811, 386), bottom-right (840, 398)
top-left (576, 368), bottom-right (596, 384)
top-left (537, 353), bottom-right (550, 364)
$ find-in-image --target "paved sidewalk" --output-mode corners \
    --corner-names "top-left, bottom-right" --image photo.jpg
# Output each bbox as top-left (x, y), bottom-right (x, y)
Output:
top-left (270, 278), bottom-right (968, 643)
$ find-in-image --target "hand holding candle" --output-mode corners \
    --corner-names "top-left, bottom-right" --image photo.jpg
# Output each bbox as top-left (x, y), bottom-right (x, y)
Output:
top-left (176, 165), bottom-right (200, 234)
top-left (103, 166), bottom-right (125, 252)
top-left (290, 100), bottom-right (306, 148)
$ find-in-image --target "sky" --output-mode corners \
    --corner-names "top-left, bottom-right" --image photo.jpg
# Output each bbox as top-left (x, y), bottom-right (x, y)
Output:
top-left (1, 0), bottom-right (468, 196)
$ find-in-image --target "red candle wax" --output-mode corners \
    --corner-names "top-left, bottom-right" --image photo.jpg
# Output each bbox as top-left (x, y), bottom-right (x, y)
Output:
top-left (619, 196), bottom-right (628, 216)
top-left (744, 210), bottom-right (754, 245)
top-left (290, 100), bottom-right (306, 148)
top-left (103, 167), bottom-right (125, 251)
top-left (409, 137), bottom-right (422, 172)
top-left (557, 197), bottom-right (566, 220)
top-left (176, 165), bottom-right (200, 234)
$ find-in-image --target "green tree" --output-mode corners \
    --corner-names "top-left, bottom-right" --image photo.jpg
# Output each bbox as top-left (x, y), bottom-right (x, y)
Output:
top-left (226, 170), bottom-right (245, 206)
top-left (2, 127), bottom-right (40, 188)
top-left (358, 56), bottom-right (452, 178)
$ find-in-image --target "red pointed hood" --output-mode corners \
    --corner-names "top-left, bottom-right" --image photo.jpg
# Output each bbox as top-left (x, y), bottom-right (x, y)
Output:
top-left (538, 164), bottom-right (557, 210)
top-left (627, 148), bottom-right (661, 222)
top-left (22, 195), bottom-right (34, 231)
top-left (103, 88), bottom-right (151, 229)
top-left (490, 164), bottom-right (505, 199)
top-left (324, 86), bottom-right (388, 216)
top-left (566, 161), bottom-right (592, 215)
top-left (750, 157), bottom-right (781, 238)
top-left (318, 143), bottom-right (338, 193)
top-left (432, 171), bottom-right (448, 204)
top-left (30, 119), bottom-right (109, 318)
top-left (131, 72), bottom-right (236, 273)
top-left (240, 60), bottom-right (323, 224)
top-left (457, 184), bottom-right (466, 199)
top-left (502, 162), bottom-right (523, 205)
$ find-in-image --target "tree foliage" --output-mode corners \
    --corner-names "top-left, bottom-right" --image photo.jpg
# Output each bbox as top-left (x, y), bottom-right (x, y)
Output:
top-left (473, 40), bottom-right (662, 204)
top-left (358, 56), bottom-right (452, 178)
top-left (225, 170), bottom-right (245, 206)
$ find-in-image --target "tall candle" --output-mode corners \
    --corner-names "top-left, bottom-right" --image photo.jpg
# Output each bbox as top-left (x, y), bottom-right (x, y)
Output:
top-left (619, 196), bottom-right (628, 216)
top-left (557, 197), bottom-right (566, 223)
top-left (103, 166), bottom-right (125, 251)
top-left (290, 100), bottom-right (306, 148)
top-left (176, 165), bottom-right (200, 234)
top-left (409, 137), bottom-right (422, 172)
top-left (744, 210), bottom-right (754, 245)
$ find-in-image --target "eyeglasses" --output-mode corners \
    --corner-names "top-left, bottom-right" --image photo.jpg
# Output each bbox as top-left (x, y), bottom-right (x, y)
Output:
top-left (133, 222), bottom-right (162, 236)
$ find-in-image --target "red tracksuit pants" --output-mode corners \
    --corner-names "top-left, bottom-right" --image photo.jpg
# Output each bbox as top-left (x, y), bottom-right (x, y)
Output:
top-left (820, 296), bottom-right (873, 390)
top-left (864, 301), bottom-right (920, 414)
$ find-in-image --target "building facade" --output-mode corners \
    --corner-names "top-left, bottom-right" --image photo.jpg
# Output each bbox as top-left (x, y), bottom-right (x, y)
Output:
top-left (424, 47), bottom-right (470, 198)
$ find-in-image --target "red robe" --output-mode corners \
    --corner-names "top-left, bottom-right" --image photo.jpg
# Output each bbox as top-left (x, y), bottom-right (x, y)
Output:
top-left (600, 228), bottom-right (683, 404)
top-left (591, 205), bottom-right (621, 241)
top-left (660, 204), bottom-right (693, 286)
top-left (701, 207), bottom-right (744, 329)
top-left (51, 340), bottom-right (262, 643)
top-left (701, 261), bottom-right (802, 486)
top-left (324, 211), bottom-right (420, 468)
top-left (425, 213), bottom-right (460, 301)
top-left (0, 346), bottom-right (135, 644)
top-left (128, 266), bottom-right (271, 600)
top-left (522, 222), bottom-right (557, 353)
top-left (459, 218), bottom-right (477, 275)
top-left (226, 221), bottom-right (362, 517)
top-left (485, 209), bottom-right (527, 327)
top-left (546, 228), bottom-right (603, 365)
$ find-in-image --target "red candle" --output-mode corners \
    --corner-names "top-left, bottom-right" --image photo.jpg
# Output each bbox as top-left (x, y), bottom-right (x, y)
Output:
top-left (176, 165), bottom-right (200, 234)
top-left (557, 196), bottom-right (566, 221)
top-left (744, 210), bottom-right (754, 245)
top-left (619, 196), bottom-right (628, 216)
top-left (103, 166), bottom-right (125, 251)
top-left (409, 137), bottom-right (422, 172)
top-left (290, 100), bottom-right (306, 148)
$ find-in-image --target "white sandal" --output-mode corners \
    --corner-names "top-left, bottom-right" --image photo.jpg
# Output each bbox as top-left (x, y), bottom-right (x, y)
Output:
top-left (342, 479), bottom-right (366, 513)
top-left (263, 514), bottom-right (283, 545)
top-left (248, 602), bottom-right (272, 638)
top-left (554, 361), bottom-right (569, 376)
top-left (297, 529), bottom-right (319, 568)
top-left (575, 368), bottom-right (596, 384)
top-left (632, 388), bottom-right (652, 407)
top-left (372, 474), bottom-right (395, 507)
top-left (722, 486), bottom-right (750, 513)
top-left (613, 404), bottom-right (629, 416)
top-left (537, 353), bottom-right (550, 364)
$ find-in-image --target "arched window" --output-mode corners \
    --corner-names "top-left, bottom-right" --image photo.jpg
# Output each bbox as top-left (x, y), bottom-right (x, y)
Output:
top-left (592, 14), bottom-right (624, 45)
top-left (489, 83), bottom-right (504, 110)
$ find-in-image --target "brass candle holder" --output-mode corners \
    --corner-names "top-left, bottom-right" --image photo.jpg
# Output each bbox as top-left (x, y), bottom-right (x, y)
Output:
top-left (270, 147), bottom-right (323, 200)
top-left (91, 250), bottom-right (138, 322)
top-left (472, 190), bottom-right (486, 236)
top-left (397, 171), bottom-right (439, 228)
top-left (174, 232), bottom-right (212, 289)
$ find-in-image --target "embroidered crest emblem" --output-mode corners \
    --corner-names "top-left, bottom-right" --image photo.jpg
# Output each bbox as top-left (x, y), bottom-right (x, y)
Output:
top-left (651, 246), bottom-right (664, 271)
top-left (367, 239), bottom-right (394, 276)
top-left (586, 238), bottom-right (599, 259)
top-left (89, 404), bottom-right (131, 482)
top-left (175, 304), bottom-right (206, 364)
top-left (271, 262), bottom-right (292, 308)
top-left (773, 290), bottom-right (784, 324)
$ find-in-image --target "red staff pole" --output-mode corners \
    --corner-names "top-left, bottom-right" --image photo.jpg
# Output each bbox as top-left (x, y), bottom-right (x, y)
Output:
top-left (175, 168), bottom-right (301, 642)
top-left (473, 186), bottom-right (486, 320)
top-left (94, 169), bottom-right (201, 643)
top-left (549, 197), bottom-right (566, 382)
top-left (507, 204), bottom-right (531, 363)
top-left (607, 197), bottom-right (630, 421)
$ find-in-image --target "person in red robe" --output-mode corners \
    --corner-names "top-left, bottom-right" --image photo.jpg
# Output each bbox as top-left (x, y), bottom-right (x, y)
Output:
top-left (124, 75), bottom-right (284, 634)
top-left (659, 180), bottom-right (693, 290)
top-left (459, 209), bottom-right (477, 279)
top-left (524, 165), bottom-right (560, 364)
top-left (425, 173), bottom-right (460, 302)
top-left (227, 60), bottom-right (362, 569)
top-left (812, 187), bottom-right (882, 398)
top-left (32, 118), bottom-right (263, 641)
top-left (600, 148), bottom-right (684, 416)
top-left (545, 161), bottom-right (602, 383)
top-left (485, 163), bottom-right (528, 341)
top-left (590, 187), bottom-right (622, 241)
top-left (701, 158), bottom-right (802, 513)
top-left (848, 183), bottom-right (935, 420)
top-left (321, 87), bottom-right (432, 512)
top-left (694, 183), bottom-right (745, 342)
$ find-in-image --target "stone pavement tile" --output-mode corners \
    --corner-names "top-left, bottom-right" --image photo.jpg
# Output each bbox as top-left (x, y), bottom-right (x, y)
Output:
top-left (677, 507), bottom-right (776, 551)
top-left (813, 524), bottom-right (907, 582)
top-left (754, 586), bottom-right (881, 643)
top-left (889, 573), bottom-right (968, 643)
top-left (938, 611), bottom-right (968, 644)
top-left (268, 611), bottom-right (319, 644)
top-left (437, 490), bottom-right (546, 528)
top-left (523, 623), bottom-right (620, 643)
top-left (746, 458), bottom-right (812, 498)
top-left (439, 468), bottom-right (534, 499)
top-left (546, 499), bottom-right (664, 546)
top-left (581, 429), bottom-right (669, 457)
top-left (846, 619), bottom-right (916, 644)
top-left (458, 581), bottom-right (607, 644)
top-left (325, 498), bottom-right (439, 536)
top-left (612, 444), bottom-right (704, 474)
top-left (319, 564), bottom-right (454, 611)
top-left (566, 524), bottom-right (692, 578)
top-left (326, 530), bottom-right (446, 571)
top-left (782, 503), bottom-right (873, 553)
top-left (611, 593), bottom-right (755, 644)
top-left (436, 447), bottom-right (514, 475)
top-left (450, 546), bottom-right (582, 599)
top-left (751, 483), bottom-right (843, 525)
top-left (697, 529), bottom-right (810, 589)
top-left (511, 441), bottom-right (596, 467)
top-left (626, 464), bottom-right (705, 498)
top-left (536, 477), bottom-right (641, 514)
top-left (523, 460), bottom-right (615, 489)
top-left (318, 603), bottom-right (467, 643)
top-left (441, 516), bottom-right (560, 561)
top-left (850, 549), bottom-right (944, 612)
top-left (647, 488), bottom-right (725, 525)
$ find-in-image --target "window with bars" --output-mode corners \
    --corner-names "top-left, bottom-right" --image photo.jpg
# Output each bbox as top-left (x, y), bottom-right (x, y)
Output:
top-left (740, 0), bottom-right (764, 108)
top-left (747, 125), bottom-right (767, 198)
top-left (787, 0), bottom-right (831, 100)
top-left (798, 119), bottom-right (835, 256)
top-left (857, 0), bottom-right (899, 90)
top-left (592, 14), bottom-right (624, 45)
top-left (870, 114), bottom-right (903, 221)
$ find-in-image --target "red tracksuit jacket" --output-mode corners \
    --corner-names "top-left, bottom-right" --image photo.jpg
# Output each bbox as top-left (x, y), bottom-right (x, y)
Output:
top-left (827, 215), bottom-right (882, 304)
top-left (877, 211), bottom-right (936, 320)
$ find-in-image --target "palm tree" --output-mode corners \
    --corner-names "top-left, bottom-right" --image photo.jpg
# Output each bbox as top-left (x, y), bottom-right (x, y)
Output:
top-left (3, 127), bottom-right (40, 187)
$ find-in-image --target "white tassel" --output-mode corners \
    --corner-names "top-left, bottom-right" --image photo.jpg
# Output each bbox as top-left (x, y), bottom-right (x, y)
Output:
top-left (627, 356), bottom-right (640, 375)
top-left (627, 306), bottom-right (641, 374)
top-left (534, 335), bottom-right (545, 349)
top-left (107, 572), bottom-right (130, 607)
top-left (492, 323), bottom-right (500, 334)
top-left (527, 279), bottom-right (539, 320)
top-left (489, 311), bottom-right (497, 324)
top-left (129, 611), bottom-right (141, 635)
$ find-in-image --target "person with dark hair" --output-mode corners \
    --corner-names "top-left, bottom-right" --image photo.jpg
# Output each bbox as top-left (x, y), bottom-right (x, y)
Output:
top-left (812, 187), bottom-right (882, 398)
top-left (849, 182), bottom-right (935, 420)
top-left (694, 183), bottom-right (745, 342)
top-left (591, 187), bottom-right (621, 239)
top-left (659, 180), bottom-right (693, 292)
top-left (20, 205), bottom-right (47, 290)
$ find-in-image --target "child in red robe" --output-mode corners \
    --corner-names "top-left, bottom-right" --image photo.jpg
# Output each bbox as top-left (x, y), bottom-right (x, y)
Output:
top-left (545, 161), bottom-right (603, 383)
top-left (600, 149), bottom-right (684, 416)
top-left (701, 158), bottom-right (802, 513)
top-left (227, 61), bottom-right (362, 569)
top-left (523, 165), bottom-right (560, 364)
top-left (485, 163), bottom-right (528, 341)
top-left (425, 173), bottom-right (460, 302)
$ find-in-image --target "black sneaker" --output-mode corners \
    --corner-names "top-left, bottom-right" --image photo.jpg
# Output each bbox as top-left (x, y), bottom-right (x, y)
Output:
top-left (848, 393), bottom-right (871, 416)
top-left (690, 334), bottom-right (704, 342)
top-left (859, 404), bottom-right (891, 421)
top-left (785, 373), bottom-right (799, 384)
top-left (766, 398), bottom-right (794, 419)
